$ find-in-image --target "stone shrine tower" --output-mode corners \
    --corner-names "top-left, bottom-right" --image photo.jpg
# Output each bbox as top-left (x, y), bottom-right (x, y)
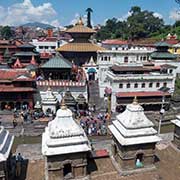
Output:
top-left (42, 100), bottom-right (91, 180)
top-left (41, 87), bottom-right (58, 114)
top-left (109, 97), bottom-right (161, 171)
top-left (171, 115), bottom-right (180, 148)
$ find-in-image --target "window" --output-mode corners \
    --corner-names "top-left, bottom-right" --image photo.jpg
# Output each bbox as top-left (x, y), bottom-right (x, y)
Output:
top-left (119, 83), bottom-right (123, 88)
top-left (149, 82), bottom-right (153, 88)
top-left (124, 56), bottom-right (128, 63)
top-left (127, 83), bottom-right (130, 88)
top-left (45, 46), bottom-right (48, 49)
top-left (143, 56), bottom-right (146, 61)
top-left (169, 69), bottom-right (173, 74)
top-left (108, 56), bottom-right (111, 61)
top-left (39, 46), bottom-right (43, 49)
top-left (163, 82), bottom-right (167, 87)
top-left (104, 56), bottom-right (108, 61)
top-left (134, 83), bottom-right (138, 88)
top-left (142, 83), bottom-right (145, 88)
top-left (51, 46), bottom-right (56, 49)
top-left (156, 82), bottom-right (160, 88)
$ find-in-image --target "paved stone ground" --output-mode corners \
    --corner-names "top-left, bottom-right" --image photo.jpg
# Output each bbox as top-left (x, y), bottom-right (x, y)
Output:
top-left (16, 144), bottom-right (43, 160)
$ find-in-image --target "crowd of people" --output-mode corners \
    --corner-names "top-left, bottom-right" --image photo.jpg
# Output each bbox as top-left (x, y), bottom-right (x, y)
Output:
top-left (79, 110), bottom-right (111, 136)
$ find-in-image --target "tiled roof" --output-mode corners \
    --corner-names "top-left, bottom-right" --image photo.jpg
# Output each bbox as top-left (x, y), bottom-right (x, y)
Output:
top-left (116, 91), bottom-right (170, 98)
top-left (57, 42), bottom-right (106, 52)
top-left (102, 39), bottom-right (128, 45)
top-left (0, 87), bottom-right (36, 92)
top-left (111, 65), bottom-right (151, 72)
top-left (165, 39), bottom-right (179, 45)
top-left (41, 55), bottom-right (72, 69)
top-left (66, 24), bottom-right (96, 34)
top-left (160, 64), bottom-right (177, 69)
top-left (18, 43), bottom-right (35, 48)
top-left (0, 70), bottom-right (33, 81)
top-left (14, 51), bottom-right (39, 56)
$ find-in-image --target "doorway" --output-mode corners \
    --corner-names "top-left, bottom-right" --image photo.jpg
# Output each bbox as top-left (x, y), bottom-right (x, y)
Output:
top-left (63, 163), bottom-right (72, 178)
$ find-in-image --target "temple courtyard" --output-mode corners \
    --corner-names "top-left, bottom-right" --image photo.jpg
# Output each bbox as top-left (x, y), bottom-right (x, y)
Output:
top-left (14, 138), bottom-right (180, 180)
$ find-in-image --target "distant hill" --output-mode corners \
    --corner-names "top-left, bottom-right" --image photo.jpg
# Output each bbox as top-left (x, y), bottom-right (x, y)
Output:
top-left (21, 22), bottom-right (55, 29)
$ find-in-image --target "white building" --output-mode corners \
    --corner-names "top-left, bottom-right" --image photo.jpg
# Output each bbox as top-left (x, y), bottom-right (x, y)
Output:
top-left (102, 63), bottom-right (175, 112)
top-left (98, 49), bottom-right (154, 89)
top-left (42, 101), bottom-right (91, 179)
top-left (109, 98), bottom-right (161, 170)
top-left (31, 38), bottom-right (67, 54)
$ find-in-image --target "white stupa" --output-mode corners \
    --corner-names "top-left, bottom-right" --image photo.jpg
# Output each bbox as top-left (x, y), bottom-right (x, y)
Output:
top-left (109, 97), bottom-right (161, 146)
top-left (42, 87), bottom-right (58, 114)
top-left (42, 100), bottom-right (91, 156)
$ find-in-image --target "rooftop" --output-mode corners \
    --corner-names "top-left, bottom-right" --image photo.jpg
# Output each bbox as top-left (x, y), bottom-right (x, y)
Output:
top-left (41, 54), bottom-right (72, 69)
top-left (109, 99), bottom-right (161, 145)
top-left (116, 91), bottom-right (170, 98)
top-left (42, 102), bottom-right (91, 156)
top-left (66, 18), bottom-right (96, 34)
top-left (57, 42), bottom-right (106, 52)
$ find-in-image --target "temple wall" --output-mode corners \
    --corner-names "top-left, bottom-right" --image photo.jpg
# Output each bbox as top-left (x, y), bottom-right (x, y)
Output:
top-left (173, 126), bottom-right (180, 148)
top-left (46, 152), bottom-right (88, 180)
top-left (112, 138), bottom-right (156, 170)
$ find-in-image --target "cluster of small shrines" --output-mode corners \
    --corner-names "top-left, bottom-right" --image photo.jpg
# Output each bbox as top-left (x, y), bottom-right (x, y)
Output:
top-left (40, 97), bottom-right (178, 180)
top-left (0, 98), bottom-right (180, 179)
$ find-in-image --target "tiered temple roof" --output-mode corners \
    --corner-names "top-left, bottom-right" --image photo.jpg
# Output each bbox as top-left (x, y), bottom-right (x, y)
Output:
top-left (109, 98), bottom-right (161, 145)
top-left (57, 18), bottom-right (105, 52)
top-left (42, 101), bottom-right (91, 156)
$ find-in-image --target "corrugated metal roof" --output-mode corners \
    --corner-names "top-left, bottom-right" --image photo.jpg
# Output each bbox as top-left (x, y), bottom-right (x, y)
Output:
top-left (151, 52), bottom-right (177, 59)
top-left (41, 55), bottom-right (72, 69)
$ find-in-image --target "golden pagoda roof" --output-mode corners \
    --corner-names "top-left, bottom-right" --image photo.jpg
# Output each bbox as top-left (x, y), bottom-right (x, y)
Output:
top-left (57, 42), bottom-right (106, 52)
top-left (66, 18), bottom-right (96, 34)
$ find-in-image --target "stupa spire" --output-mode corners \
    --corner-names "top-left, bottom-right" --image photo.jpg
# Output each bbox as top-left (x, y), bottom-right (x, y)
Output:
top-left (61, 98), bottom-right (67, 110)
top-left (133, 96), bottom-right (138, 105)
top-left (76, 17), bottom-right (84, 26)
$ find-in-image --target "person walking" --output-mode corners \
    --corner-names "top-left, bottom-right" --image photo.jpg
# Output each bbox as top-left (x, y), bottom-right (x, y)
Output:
top-left (15, 153), bottom-right (23, 177)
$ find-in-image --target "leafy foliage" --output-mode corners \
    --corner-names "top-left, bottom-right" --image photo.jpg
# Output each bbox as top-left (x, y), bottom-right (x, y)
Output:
top-left (96, 6), bottom-right (171, 41)
top-left (0, 26), bottom-right (14, 40)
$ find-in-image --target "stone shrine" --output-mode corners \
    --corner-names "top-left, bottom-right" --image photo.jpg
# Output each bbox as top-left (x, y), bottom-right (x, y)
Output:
top-left (42, 100), bottom-right (91, 180)
top-left (41, 87), bottom-right (58, 114)
top-left (0, 126), bottom-right (14, 179)
top-left (171, 115), bottom-right (180, 148)
top-left (109, 97), bottom-right (161, 171)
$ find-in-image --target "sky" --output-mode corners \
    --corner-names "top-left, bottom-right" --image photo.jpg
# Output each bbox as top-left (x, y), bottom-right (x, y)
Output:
top-left (0, 0), bottom-right (179, 27)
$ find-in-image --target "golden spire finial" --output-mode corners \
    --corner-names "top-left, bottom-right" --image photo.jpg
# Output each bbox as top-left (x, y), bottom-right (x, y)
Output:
top-left (47, 86), bottom-right (51, 91)
top-left (76, 17), bottom-right (84, 25)
top-left (61, 98), bottom-right (67, 110)
top-left (133, 96), bottom-right (138, 105)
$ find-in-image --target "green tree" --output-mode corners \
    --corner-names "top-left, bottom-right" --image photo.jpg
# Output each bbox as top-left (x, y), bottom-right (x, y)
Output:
top-left (86, 8), bottom-right (93, 28)
top-left (127, 7), bottom-right (164, 40)
top-left (1, 26), bottom-right (14, 40)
